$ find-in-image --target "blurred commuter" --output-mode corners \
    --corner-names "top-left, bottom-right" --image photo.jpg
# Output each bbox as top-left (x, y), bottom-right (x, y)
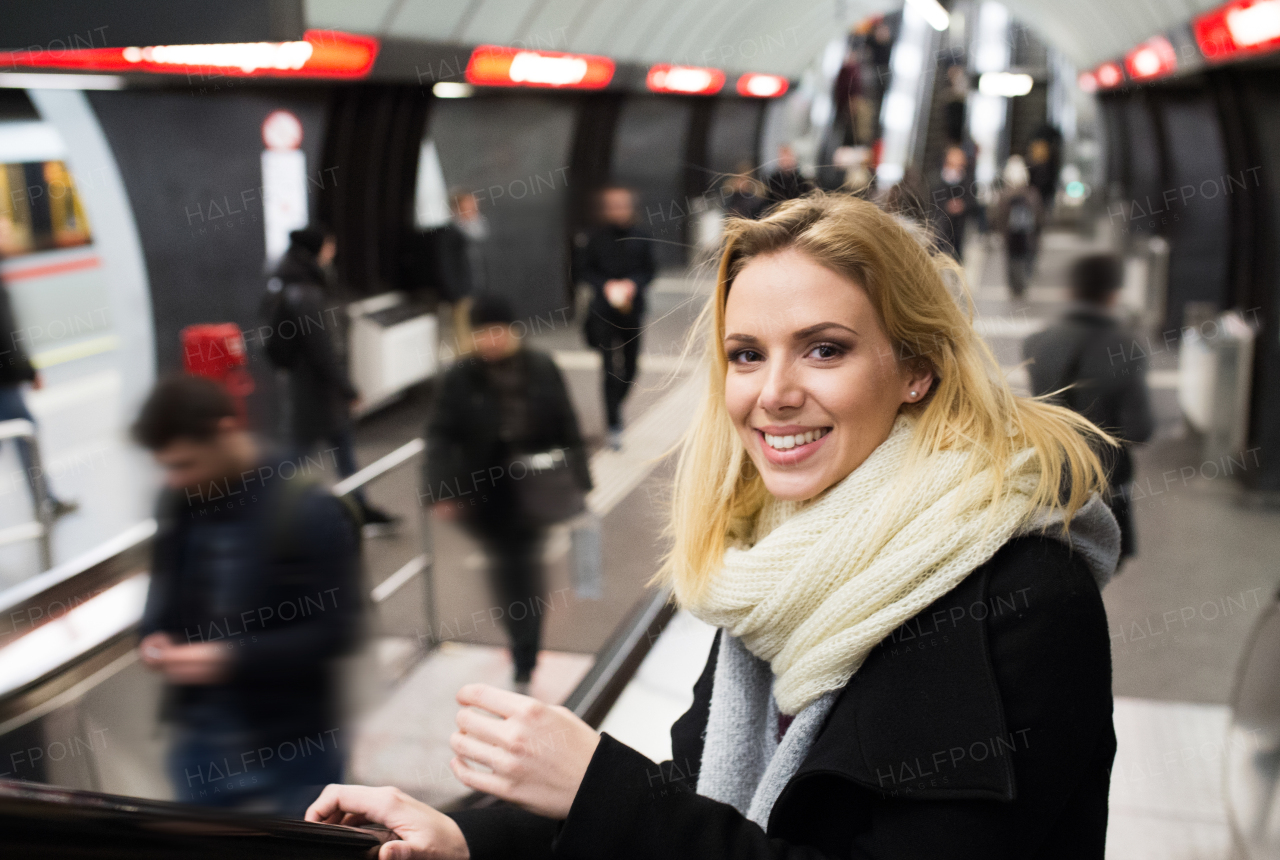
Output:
top-left (943, 63), bottom-right (969, 143)
top-left (832, 146), bottom-right (873, 197)
top-left (439, 189), bottom-right (490, 355)
top-left (721, 170), bottom-right (767, 221)
top-left (993, 155), bottom-right (1044, 299)
top-left (1024, 254), bottom-right (1153, 562)
top-left (766, 144), bottom-right (813, 204)
top-left (883, 166), bottom-right (930, 226)
top-left (134, 374), bottom-right (361, 817)
top-left (265, 227), bottom-right (397, 533)
top-left (932, 144), bottom-right (973, 261)
top-left (0, 267), bottom-right (76, 518)
top-left (1027, 137), bottom-right (1058, 216)
top-left (580, 186), bottom-right (656, 448)
top-left (310, 196), bottom-right (1119, 859)
top-left (424, 295), bottom-right (592, 691)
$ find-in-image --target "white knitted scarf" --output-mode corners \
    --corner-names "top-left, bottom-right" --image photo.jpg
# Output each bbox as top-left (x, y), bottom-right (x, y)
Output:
top-left (680, 414), bottom-right (1118, 716)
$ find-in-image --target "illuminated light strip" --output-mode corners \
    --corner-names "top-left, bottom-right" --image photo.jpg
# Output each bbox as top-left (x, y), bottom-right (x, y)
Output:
top-left (736, 73), bottom-right (788, 97)
top-left (1195, 0), bottom-right (1280, 60)
top-left (646, 64), bottom-right (725, 95)
top-left (1124, 35), bottom-right (1178, 80)
top-left (0, 30), bottom-right (377, 79)
top-left (466, 45), bottom-right (614, 89)
top-left (2, 253), bottom-right (100, 281)
top-left (1094, 61), bottom-right (1125, 89)
top-left (31, 334), bottom-right (120, 369)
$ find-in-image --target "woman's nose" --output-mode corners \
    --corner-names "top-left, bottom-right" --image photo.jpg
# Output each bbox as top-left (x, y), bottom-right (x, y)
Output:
top-left (759, 359), bottom-right (804, 412)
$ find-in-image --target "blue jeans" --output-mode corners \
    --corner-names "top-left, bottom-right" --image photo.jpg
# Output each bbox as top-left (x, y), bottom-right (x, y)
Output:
top-left (168, 713), bottom-right (344, 818)
top-left (0, 385), bottom-right (54, 508)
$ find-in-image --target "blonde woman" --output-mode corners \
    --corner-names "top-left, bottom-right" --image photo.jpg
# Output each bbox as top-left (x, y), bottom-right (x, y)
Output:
top-left (307, 195), bottom-right (1119, 860)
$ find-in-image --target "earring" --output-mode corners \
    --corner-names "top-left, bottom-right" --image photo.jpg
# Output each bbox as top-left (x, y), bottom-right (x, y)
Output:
top-left (910, 390), bottom-right (917, 398)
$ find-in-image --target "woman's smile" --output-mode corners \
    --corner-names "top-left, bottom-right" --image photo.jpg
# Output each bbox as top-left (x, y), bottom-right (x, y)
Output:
top-left (755, 425), bottom-right (832, 465)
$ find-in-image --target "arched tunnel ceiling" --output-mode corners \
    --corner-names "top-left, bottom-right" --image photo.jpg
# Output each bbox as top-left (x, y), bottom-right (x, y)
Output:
top-left (305, 0), bottom-right (1228, 77)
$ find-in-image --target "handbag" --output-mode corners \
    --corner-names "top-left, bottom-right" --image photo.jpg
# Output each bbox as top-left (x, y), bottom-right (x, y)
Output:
top-left (508, 447), bottom-right (587, 527)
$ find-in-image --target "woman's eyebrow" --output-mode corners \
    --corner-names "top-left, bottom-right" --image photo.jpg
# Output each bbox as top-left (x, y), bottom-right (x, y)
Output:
top-left (792, 322), bottom-right (859, 339)
top-left (724, 332), bottom-right (761, 344)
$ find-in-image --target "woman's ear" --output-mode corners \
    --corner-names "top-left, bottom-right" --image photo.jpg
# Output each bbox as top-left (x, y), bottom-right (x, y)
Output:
top-left (901, 360), bottom-right (935, 405)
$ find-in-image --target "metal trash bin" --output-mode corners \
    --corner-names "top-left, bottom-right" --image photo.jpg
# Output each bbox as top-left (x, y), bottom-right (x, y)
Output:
top-left (1178, 309), bottom-right (1257, 465)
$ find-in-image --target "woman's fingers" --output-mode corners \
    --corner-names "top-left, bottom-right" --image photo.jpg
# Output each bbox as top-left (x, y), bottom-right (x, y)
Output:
top-left (305, 784), bottom-right (398, 827)
top-left (455, 682), bottom-right (527, 718)
top-left (454, 704), bottom-right (514, 747)
top-left (450, 731), bottom-right (512, 772)
top-left (450, 756), bottom-right (511, 796)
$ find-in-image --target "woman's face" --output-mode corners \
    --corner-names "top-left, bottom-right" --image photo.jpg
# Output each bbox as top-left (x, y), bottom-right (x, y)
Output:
top-left (723, 248), bottom-right (933, 502)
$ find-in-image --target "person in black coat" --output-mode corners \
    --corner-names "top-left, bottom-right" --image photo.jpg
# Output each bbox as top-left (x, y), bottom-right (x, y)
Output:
top-left (765, 144), bottom-right (814, 205)
top-left (579, 187), bottom-right (656, 448)
top-left (134, 375), bottom-right (361, 818)
top-left (424, 295), bottom-right (592, 688)
top-left (269, 227), bottom-right (396, 530)
top-left (1024, 254), bottom-right (1154, 562)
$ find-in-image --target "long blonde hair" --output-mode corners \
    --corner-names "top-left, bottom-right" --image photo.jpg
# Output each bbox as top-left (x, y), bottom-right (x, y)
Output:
top-left (658, 193), bottom-right (1111, 601)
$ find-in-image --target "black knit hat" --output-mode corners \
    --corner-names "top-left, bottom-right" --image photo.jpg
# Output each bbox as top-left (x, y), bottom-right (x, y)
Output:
top-left (469, 293), bottom-right (517, 327)
top-left (289, 227), bottom-right (326, 257)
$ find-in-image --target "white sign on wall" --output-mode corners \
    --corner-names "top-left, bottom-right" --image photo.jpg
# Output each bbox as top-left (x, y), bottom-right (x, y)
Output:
top-left (260, 110), bottom-right (307, 266)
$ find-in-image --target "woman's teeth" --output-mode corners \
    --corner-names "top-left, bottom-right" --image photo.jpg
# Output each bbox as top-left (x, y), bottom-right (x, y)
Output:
top-left (762, 428), bottom-right (829, 451)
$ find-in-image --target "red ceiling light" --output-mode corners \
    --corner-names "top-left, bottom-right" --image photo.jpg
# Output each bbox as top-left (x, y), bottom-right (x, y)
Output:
top-left (1094, 61), bottom-right (1125, 89)
top-left (1195, 0), bottom-right (1280, 60)
top-left (646, 64), bottom-right (725, 95)
top-left (1124, 35), bottom-right (1178, 79)
top-left (1077, 71), bottom-right (1098, 92)
top-left (736, 73), bottom-right (789, 97)
top-left (0, 30), bottom-right (378, 79)
top-left (466, 45), bottom-right (614, 89)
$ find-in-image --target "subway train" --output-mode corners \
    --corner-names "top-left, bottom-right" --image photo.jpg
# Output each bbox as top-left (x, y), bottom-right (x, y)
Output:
top-left (0, 1), bottom-right (1279, 857)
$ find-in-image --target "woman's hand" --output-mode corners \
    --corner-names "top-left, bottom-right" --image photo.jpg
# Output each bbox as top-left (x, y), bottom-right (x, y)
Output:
top-left (306, 784), bottom-right (469, 860)
top-left (449, 683), bottom-right (600, 819)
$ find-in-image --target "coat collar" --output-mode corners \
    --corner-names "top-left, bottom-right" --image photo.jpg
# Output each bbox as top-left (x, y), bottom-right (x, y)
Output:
top-left (780, 564), bottom-right (1016, 811)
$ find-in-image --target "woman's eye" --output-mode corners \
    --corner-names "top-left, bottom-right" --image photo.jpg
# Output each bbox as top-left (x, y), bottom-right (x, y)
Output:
top-left (808, 343), bottom-right (845, 360)
top-left (728, 349), bottom-right (762, 364)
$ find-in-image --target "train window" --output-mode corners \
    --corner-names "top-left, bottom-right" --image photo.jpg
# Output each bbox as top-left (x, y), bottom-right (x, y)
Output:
top-left (0, 159), bottom-right (93, 257)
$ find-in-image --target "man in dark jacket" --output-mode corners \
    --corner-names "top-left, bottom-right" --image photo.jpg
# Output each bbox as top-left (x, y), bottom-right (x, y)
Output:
top-left (425, 295), bottom-right (591, 690)
top-left (268, 227), bottom-right (396, 532)
top-left (579, 187), bottom-right (656, 449)
top-left (1024, 253), bottom-right (1153, 561)
top-left (931, 145), bottom-right (974, 262)
top-left (134, 374), bottom-right (362, 817)
top-left (0, 272), bottom-right (75, 519)
top-left (765, 144), bottom-right (813, 205)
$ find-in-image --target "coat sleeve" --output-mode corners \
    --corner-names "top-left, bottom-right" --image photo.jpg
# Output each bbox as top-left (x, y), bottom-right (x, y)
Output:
top-left (579, 234), bottom-right (610, 293)
top-left (840, 539), bottom-right (1115, 860)
top-left (423, 366), bottom-right (470, 502)
top-left (541, 356), bottom-right (592, 492)
top-left (551, 736), bottom-right (837, 860)
top-left (1115, 348), bottom-right (1155, 445)
top-left (447, 804), bottom-right (560, 860)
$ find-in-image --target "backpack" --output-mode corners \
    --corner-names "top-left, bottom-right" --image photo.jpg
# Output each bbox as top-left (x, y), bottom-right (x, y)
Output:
top-left (261, 278), bottom-right (302, 369)
top-left (1008, 195), bottom-right (1036, 235)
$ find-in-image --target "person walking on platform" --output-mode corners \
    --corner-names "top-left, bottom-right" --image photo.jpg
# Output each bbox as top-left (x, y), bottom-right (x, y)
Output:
top-left (134, 375), bottom-right (361, 818)
top-left (0, 267), bottom-right (76, 520)
top-left (765, 144), bottom-right (813, 204)
top-left (424, 295), bottom-right (592, 692)
top-left (264, 227), bottom-right (397, 534)
top-left (931, 144), bottom-right (974, 262)
top-left (1024, 253), bottom-right (1153, 564)
top-left (310, 195), bottom-right (1120, 860)
top-left (994, 155), bottom-right (1044, 299)
top-left (437, 189), bottom-right (490, 356)
top-left (580, 186), bottom-right (655, 449)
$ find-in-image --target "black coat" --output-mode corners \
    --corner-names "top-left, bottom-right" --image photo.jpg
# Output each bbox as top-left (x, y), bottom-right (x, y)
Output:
top-left (450, 535), bottom-right (1115, 859)
top-left (579, 224), bottom-right (656, 347)
top-left (273, 246), bottom-right (357, 445)
top-left (424, 349), bottom-right (592, 520)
